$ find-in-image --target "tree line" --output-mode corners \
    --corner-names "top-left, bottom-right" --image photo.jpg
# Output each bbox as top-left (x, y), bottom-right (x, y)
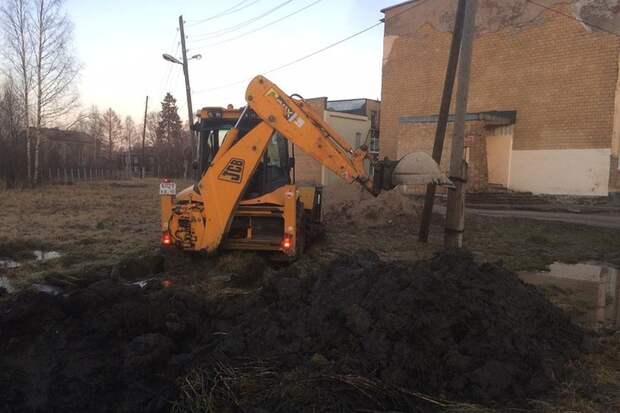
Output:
top-left (0, 0), bottom-right (190, 188)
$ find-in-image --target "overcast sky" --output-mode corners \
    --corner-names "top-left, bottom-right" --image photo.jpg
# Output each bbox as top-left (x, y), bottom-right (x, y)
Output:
top-left (67, 0), bottom-right (399, 121)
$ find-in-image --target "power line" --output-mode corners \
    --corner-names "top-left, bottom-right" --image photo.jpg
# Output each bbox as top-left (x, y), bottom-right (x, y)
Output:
top-left (194, 22), bottom-right (382, 93)
top-left (190, 0), bottom-right (324, 50)
top-left (186, 0), bottom-right (262, 26)
top-left (525, 0), bottom-right (619, 37)
top-left (193, 0), bottom-right (434, 93)
top-left (159, 30), bottom-right (179, 96)
top-left (190, 0), bottom-right (294, 41)
top-left (162, 40), bottom-right (181, 95)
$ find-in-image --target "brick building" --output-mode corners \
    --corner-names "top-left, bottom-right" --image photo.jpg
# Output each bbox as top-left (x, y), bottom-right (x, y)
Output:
top-left (380, 0), bottom-right (620, 197)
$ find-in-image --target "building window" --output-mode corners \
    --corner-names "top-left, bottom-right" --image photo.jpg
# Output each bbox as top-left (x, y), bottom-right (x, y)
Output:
top-left (369, 129), bottom-right (380, 154)
top-left (355, 132), bottom-right (362, 148)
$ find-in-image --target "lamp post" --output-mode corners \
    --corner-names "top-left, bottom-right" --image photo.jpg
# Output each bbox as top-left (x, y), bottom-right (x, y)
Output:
top-left (162, 47), bottom-right (202, 179)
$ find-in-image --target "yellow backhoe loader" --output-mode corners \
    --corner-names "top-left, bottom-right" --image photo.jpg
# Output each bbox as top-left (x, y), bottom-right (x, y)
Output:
top-left (160, 75), bottom-right (450, 258)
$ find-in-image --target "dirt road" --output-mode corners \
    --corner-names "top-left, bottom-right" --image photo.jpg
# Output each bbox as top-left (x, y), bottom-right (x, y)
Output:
top-left (464, 207), bottom-right (620, 229)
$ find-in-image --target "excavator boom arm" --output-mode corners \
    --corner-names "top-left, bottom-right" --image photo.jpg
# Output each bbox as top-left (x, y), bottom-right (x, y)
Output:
top-left (246, 76), bottom-right (376, 195)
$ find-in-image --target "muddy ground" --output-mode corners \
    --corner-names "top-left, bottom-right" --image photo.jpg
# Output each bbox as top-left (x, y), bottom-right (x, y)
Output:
top-left (1, 180), bottom-right (619, 412)
top-left (0, 249), bottom-right (591, 412)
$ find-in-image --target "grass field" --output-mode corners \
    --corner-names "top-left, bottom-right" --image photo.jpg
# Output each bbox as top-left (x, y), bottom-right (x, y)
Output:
top-left (1, 177), bottom-right (620, 284)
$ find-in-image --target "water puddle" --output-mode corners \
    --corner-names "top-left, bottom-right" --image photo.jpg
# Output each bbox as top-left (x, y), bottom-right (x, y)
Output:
top-left (31, 283), bottom-right (62, 296)
top-left (519, 262), bottom-right (619, 330)
top-left (0, 258), bottom-right (20, 269)
top-left (0, 250), bottom-right (64, 295)
top-left (0, 250), bottom-right (62, 271)
top-left (33, 250), bottom-right (62, 262)
top-left (0, 276), bottom-right (15, 293)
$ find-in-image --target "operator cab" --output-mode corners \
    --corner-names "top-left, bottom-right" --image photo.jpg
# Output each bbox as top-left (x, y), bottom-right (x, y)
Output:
top-left (195, 106), bottom-right (243, 175)
top-left (196, 106), bottom-right (293, 200)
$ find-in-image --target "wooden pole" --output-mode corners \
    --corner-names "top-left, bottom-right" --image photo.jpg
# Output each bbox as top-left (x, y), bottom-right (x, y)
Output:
top-left (418, 0), bottom-right (467, 242)
top-left (445, 0), bottom-right (478, 248)
top-left (141, 96), bottom-right (148, 178)
top-left (179, 15), bottom-right (196, 178)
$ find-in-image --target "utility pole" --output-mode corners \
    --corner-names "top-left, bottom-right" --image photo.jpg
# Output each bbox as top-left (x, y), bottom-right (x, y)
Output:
top-left (445, 0), bottom-right (478, 248)
top-left (418, 0), bottom-right (467, 242)
top-left (178, 15), bottom-right (196, 173)
top-left (141, 96), bottom-right (149, 178)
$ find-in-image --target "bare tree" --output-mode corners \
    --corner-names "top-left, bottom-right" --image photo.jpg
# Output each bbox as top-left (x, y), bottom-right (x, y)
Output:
top-left (86, 105), bottom-right (104, 162)
top-left (1, 0), bottom-right (33, 182)
top-left (63, 111), bottom-right (89, 131)
top-left (124, 115), bottom-right (136, 174)
top-left (124, 116), bottom-right (136, 149)
top-left (32, 0), bottom-right (79, 183)
top-left (0, 76), bottom-right (21, 141)
top-left (102, 107), bottom-right (121, 160)
top-left (144, 111), bottom-right (158, 147)
top-left (0, 76), bottom-right (24, 185)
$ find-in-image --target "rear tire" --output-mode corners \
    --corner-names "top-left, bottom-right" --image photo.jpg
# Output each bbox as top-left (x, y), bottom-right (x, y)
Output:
top-left (296, 208), bottom-right (306, 257)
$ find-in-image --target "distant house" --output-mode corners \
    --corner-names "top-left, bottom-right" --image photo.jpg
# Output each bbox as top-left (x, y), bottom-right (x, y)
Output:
top-left (36, 128), bottom-right (98, 170)
top-left (380, 0), bottom-right (620, 197)
top-left (294, 97), bottom-right (381, 188)
top-left (118, 146), bottom-right (158, 177)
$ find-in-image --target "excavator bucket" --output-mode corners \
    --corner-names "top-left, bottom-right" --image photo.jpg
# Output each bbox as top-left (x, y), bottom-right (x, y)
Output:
top-left (391, 152), bottom-right (454, 187)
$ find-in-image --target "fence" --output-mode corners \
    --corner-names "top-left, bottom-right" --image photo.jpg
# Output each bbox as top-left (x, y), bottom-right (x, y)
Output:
top-left (44, 167), bottom-right (132, 184)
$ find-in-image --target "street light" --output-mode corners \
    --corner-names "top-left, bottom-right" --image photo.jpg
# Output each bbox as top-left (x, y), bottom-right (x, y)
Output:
top-left (162, 53), bottom-right (182, 65)
top-left (161, 47), bottom-right (203, 180)
top-left (162, 53), bottom-right (202, 65)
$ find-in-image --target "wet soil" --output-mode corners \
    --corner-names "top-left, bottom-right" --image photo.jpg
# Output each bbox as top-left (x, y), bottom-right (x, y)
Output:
top-left (0, 250), bottom-right (586, 412)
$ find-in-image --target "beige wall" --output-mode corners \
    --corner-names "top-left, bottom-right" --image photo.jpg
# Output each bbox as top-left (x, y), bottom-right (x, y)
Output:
top-left (486, 126), bottom-right (514, 187)
top-left (294, 97), bottom-right (326, 185)
top-left (293, 101), bottom-right (372, 191)
top-left (321, 111), bottom-right (371, 187)
top-left (510, 148), bottom-right (611, 195)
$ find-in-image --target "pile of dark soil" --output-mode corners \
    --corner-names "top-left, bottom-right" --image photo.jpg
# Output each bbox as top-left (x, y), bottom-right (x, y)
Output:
top-left (0, 250), bottom-right (585, 412)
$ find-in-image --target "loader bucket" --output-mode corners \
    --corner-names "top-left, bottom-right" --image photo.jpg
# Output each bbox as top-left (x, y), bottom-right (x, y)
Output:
top-left (391, 152), bottom-right (453, 187)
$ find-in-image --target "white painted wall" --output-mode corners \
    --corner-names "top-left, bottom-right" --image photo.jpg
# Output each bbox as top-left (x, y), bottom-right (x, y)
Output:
top-left (509, 148), bottom-right (611, 196)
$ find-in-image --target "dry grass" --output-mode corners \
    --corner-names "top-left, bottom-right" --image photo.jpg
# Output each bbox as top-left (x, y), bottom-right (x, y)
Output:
top-left (0, 179), bottom-right (190, 287)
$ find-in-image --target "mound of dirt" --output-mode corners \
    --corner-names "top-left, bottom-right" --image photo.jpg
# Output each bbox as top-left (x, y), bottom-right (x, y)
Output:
top-left (0, 250), bottom-right (585, 412)
top-left (323, 189), bottom-right (419, 226)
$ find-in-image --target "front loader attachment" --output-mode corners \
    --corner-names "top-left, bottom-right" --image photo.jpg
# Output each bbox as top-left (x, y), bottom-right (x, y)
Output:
top-left (373, 152), bottom-right (453, 193)
top-left (392, 152), bottom-right (453, 187)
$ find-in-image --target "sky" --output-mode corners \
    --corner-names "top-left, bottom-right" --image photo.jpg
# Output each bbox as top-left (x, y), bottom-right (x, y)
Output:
top-left (67, 0), bottom-right (401, 123)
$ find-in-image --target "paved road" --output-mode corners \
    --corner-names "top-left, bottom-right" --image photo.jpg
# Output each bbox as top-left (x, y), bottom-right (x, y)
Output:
top-left (467, 208), bottom-right (620, 229)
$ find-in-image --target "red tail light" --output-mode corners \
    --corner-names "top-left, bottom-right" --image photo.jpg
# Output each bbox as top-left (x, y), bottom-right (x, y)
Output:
top-left (161, 232), bottom-right (172, 246)
top-left (281, 234), bottom-right (292, 250)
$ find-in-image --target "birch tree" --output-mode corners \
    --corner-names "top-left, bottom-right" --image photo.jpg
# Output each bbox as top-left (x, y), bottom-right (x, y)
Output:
top-left (32, 0), bottom-right (79, 183)
top-left (1, 0), bottom-right (33, 182)
top-left (124, 116), bottom-right (136, 173)
top-left (0, 76), bottom-right (23, 185)
top-left (102, 107), bottom-right (121, 160)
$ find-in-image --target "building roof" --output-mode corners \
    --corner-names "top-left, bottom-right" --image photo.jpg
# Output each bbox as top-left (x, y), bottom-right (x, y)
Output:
top-left (380, 0), bottom-right (418, 13)
top-left (326, 99), bottom-right (366, 113)
top-left (34, 127), bottom-right (95, 144)
top-left (326, 98), bottom-right (380, 116)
